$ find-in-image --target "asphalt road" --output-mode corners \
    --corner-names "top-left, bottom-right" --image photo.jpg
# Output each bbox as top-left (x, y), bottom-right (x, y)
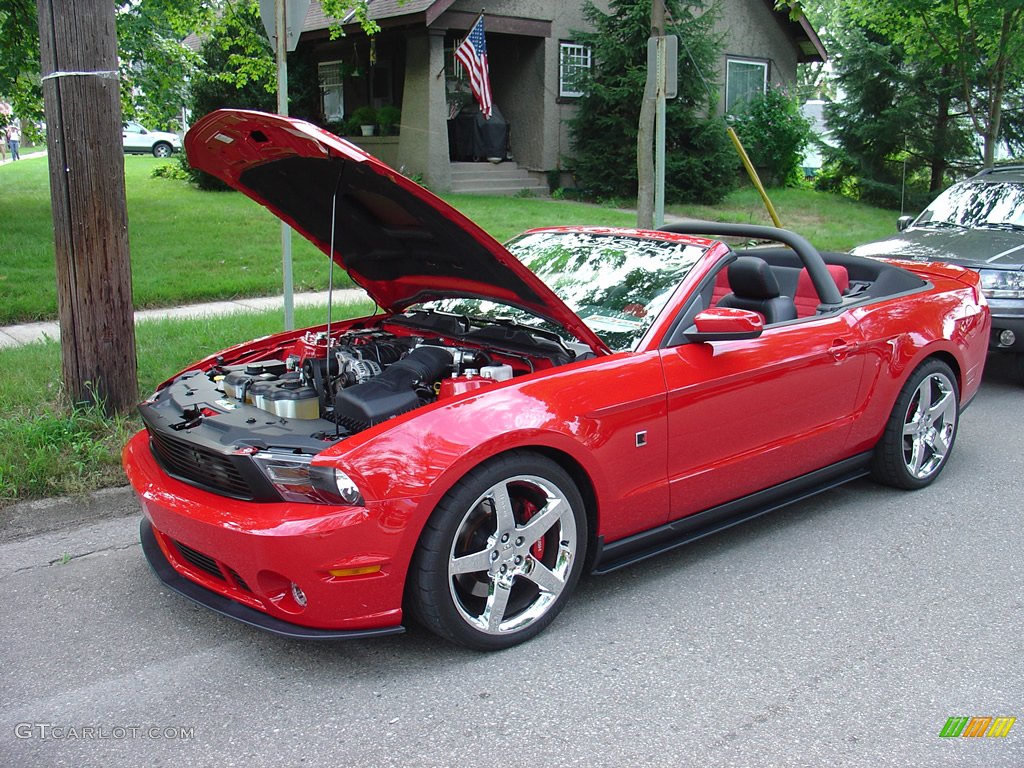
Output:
top-left (2, 357), bottom-right (1022, 768)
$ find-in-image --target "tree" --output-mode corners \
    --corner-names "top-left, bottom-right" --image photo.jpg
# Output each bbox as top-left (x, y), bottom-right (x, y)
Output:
top-left (570, 0), bottom-right (735, 205)
top-left (819, 17), bottom-right (977, 209)
top-left (845, 0), bottom-right (1024, 168)
top-left (2, 1), bottom-right (376, 134)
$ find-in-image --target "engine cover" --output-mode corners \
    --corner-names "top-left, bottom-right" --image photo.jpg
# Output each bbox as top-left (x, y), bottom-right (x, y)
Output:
top-left (333, 346), bottom-right (452, 430)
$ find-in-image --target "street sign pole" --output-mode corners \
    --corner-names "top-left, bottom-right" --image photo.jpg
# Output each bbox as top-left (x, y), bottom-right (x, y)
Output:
top-left (275, 0), bottom-right (294, 330)
top-left (646, 35), bottom-right (677, 229)
top-left (654, 35), bottom-right (666, 229)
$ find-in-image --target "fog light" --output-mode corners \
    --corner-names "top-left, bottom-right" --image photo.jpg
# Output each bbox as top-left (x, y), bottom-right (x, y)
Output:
top-left (999, 329), bottom-right (1016, 347)
top-left (290, 582), bottom-right (307, 608)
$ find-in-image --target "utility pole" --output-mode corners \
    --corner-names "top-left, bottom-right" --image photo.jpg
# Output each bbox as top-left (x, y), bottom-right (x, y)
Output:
top-left (37, 0), bottom-right (138, 415)
top-left (637, 0), bottom-right (665, 229)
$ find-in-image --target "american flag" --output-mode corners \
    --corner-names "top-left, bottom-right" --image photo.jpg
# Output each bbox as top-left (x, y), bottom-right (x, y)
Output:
top-left (455, 14), bottom-right (492, 120)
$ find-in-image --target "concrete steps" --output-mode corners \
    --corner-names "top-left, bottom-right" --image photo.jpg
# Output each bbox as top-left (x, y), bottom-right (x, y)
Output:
top-left (449, 161), bottom-right (548, 195)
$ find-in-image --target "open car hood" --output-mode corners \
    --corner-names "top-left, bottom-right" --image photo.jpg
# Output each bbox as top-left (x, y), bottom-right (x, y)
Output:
top-left (185, 110), bottom-right (609, 354)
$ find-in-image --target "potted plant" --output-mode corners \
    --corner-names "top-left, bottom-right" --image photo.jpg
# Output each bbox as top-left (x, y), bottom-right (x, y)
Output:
top-left (348, 106), bottom-right (378, 137)
top-left (377, 105), bottom-right (401, 136)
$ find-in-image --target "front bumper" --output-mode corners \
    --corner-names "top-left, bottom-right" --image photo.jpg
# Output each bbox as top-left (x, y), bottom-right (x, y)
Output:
top-left (140, 519), bottom-right (402, 640)
top-left (986, 297), bottom-right (1024, 352)
top-left (124, 430), bottom-right (412, 637)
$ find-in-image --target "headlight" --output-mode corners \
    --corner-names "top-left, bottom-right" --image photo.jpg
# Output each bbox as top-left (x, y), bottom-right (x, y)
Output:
top-left (252, 450), bottom-right (364, 506)
top-left (979, 269), bottom-right (1024, 299)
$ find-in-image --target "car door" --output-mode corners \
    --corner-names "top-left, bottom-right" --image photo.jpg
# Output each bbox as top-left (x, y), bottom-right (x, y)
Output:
top-left (122, 122), bottom-right (147, 153)
top-left (659, 311), bottom-right (867, 519)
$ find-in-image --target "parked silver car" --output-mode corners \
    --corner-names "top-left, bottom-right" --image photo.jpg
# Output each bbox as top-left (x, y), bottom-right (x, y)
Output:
top-left (122, 120), bottom-right (181, 157)
top-left (852, 165), bottom-right (1024, 360)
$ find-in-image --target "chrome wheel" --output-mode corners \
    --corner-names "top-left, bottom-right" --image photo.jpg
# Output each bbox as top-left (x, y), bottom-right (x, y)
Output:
top-left (901, 371), bottom-right (957, 479)
top-left (449, 474), bottom-right (578, 636)
top-left (872, 359), bottom-right (959, 490)
top-left (409, 452), bottom-right (587, 649)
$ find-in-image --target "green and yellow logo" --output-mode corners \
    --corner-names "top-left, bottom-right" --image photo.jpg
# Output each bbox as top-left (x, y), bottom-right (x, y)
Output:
top-left (940, 716), bottom-right (1016, 738)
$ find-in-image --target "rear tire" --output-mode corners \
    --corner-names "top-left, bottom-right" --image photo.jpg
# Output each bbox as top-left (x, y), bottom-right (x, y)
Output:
top-left (407, 451), bottom-right (587, 650)
top-left (871, 358), bottom-right (959, 489)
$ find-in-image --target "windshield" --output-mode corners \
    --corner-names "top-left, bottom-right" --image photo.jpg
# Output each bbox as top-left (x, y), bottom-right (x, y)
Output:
top-left (417, 230), bottom-right (706, 351)
top-left (916, 181), bottom-right (1024, 230)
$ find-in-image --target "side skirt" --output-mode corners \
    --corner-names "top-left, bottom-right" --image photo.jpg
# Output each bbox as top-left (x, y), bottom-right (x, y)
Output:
top-left (591, 452), bottom-right (873, 575)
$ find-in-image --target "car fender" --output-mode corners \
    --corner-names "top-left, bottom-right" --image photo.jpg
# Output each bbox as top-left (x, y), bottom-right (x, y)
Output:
top-left (317, 352), bottom-right (671, 553)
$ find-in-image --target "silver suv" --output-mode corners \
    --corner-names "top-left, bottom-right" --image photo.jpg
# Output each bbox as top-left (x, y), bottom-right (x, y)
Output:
top-left (852, 165), bottom-right (1024, 358)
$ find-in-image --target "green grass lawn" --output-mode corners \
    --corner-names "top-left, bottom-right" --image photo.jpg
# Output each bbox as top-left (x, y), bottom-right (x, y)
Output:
top-left (666, 186), bottom-right (900, 252)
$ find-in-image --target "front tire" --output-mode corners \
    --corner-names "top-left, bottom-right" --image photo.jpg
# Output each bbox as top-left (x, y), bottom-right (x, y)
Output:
top-left (408, 452), bottom-right (587, 650)
top-left (871, 358), bottom-right (959, 489)
top-left (152, 142), bottom-right (172, 158)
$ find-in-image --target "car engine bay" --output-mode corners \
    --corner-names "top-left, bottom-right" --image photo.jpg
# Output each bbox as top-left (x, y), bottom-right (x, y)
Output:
top-left (139, 310), bottom-right (583, 464)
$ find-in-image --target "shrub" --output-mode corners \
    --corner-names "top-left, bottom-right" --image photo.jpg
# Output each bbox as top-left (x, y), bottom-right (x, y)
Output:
top-left (377, 105), bottom-right (401, 135)
top-left (730, 87), bottom-right (812, 187)
top-left (347, 106), bottom-right (378, 135)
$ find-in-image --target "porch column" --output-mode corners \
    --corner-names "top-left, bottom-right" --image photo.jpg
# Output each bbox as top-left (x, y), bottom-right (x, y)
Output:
top-left (398, 28), bottom-right (451, 192)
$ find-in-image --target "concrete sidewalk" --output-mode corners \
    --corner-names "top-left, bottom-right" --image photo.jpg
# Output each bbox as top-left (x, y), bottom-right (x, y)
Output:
top-left (0, 288), bottom-right (368, 349)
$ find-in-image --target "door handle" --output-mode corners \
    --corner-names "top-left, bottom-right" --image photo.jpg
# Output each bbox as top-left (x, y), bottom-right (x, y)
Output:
top-left (828, 339), bottom-right (850, 360)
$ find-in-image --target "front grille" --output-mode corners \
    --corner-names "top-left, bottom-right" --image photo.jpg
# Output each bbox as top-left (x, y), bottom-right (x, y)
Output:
top-left (148, 430), bottom-right (254, 500)
top-left (174, 540), bottom-right (224, 581)
top-left (227, 568), bottom-right (252, 593)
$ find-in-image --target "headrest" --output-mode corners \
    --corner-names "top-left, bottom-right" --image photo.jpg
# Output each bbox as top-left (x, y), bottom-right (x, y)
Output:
top-left (727, 257), bottom-right (781, 300)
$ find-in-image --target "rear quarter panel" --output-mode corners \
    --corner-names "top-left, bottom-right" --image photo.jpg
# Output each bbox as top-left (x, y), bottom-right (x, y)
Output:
top-left (845, 268), bottom-right (988, 452)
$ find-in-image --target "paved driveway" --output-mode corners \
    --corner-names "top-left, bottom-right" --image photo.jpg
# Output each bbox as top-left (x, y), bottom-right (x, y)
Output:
top-left (2, 357), bottom-right (1022, 767)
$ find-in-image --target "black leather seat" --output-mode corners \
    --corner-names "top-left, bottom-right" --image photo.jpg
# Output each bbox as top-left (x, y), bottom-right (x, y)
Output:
top-left (717, 256), bottom-right (798, 325)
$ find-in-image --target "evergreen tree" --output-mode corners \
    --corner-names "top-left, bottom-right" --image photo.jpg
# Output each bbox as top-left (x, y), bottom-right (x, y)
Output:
top-left (569, 0), bottom-right (735, 204)
top-left (820, 16), bottom-right (973, 210)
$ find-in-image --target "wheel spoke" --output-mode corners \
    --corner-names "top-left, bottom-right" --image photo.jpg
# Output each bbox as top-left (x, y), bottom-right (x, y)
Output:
top-left (914, 379), bottom-right (933, 413)
top-left (932, 425), bottom-right (953, 456)
top-left (908, 437), bottom-right (927, 476)
top-left (483, 578), bottom-right (512, 632)
top-left (522, 560), bottom-right (565, 596)
top-left (928, 387), bottom-right (956, 424)
top-left (518, 497), bottom-right (563, 548)
top-left (489, 482), bottom-right (517, 534)
top-left (450, 548), bottom-right (494, 576)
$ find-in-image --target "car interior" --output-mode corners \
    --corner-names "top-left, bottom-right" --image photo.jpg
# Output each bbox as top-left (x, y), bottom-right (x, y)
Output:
top-left (663, 245), bottom-right (931, 347)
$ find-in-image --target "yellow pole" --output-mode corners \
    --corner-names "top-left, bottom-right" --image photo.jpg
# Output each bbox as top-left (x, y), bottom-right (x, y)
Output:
top-left (727, 126), bottom-right (782, 228)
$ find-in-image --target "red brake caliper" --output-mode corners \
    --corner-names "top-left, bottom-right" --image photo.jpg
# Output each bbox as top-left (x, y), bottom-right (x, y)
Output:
top-left (521, 499), bottom-right (545, 560)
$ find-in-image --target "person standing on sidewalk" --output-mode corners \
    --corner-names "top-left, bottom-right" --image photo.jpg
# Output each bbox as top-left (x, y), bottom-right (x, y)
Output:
top-left (7, 119), bottom-right (20, 161)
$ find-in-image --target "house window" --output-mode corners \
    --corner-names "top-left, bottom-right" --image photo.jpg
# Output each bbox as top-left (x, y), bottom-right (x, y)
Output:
top-left (559, 42), bottom-right (591, 98)
top-left (726, 58), bottom-right (768, 112)
top-left (319, 60), bottom-right (345, 122)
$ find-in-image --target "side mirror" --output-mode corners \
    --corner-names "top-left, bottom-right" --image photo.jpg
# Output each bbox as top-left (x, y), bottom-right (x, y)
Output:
top-left (896, 215), bottom-right (914, 231)
top-left (682, 307), bottom-right (764, 343)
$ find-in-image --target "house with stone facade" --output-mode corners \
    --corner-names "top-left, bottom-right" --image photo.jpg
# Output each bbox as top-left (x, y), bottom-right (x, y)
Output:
top-left (292, 0), bottom-right (825, 192)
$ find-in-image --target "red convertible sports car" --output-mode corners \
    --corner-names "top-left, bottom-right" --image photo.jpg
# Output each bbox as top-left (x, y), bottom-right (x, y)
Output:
top-left (124, 110), bottom-right (990, 650)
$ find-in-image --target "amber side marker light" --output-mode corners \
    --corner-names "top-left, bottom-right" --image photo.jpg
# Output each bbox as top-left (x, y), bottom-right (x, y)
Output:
top-left (328, 565), bottom-right (382, 578)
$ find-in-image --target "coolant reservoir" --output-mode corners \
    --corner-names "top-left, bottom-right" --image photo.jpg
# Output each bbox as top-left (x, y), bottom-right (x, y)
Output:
top-left (439, 374), bottom-right (497, 399)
